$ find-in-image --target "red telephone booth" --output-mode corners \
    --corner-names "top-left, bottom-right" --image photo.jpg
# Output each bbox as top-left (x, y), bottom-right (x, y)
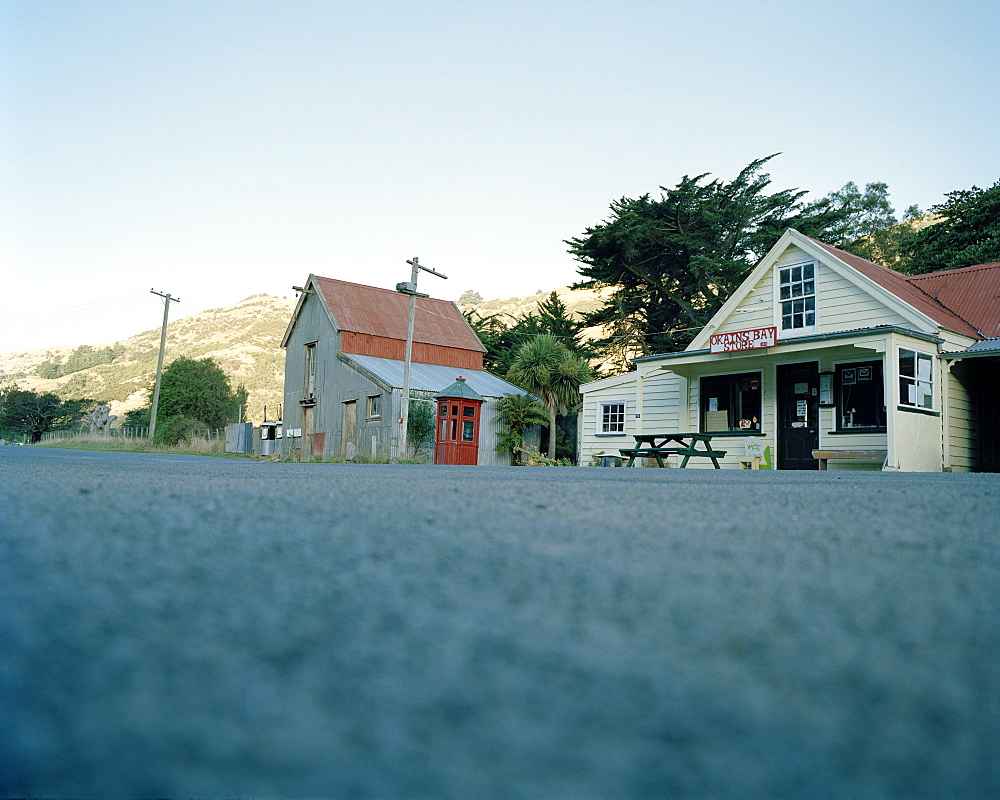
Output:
top-left (433, 376), bottom-right (485, 465)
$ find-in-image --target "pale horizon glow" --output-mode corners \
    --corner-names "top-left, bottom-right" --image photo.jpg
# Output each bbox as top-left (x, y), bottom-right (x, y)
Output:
top-left (2, 0), bottom-right (998, 353)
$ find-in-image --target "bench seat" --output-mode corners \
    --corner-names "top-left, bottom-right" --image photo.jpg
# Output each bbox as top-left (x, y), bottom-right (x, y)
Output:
top-left (620, 446), bottom-right (727, 468)
top-left (812, 449), bottom-right (887, 470)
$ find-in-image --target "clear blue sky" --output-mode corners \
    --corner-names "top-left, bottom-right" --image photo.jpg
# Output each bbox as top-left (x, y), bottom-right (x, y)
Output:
top-left (2, 0), bottom-right (998, 352)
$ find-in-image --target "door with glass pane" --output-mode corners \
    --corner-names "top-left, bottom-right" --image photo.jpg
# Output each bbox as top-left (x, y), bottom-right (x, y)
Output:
top-left (776, 363), bottom-right (819, 469)
top-left (434, 399), bottom-right (482, 465)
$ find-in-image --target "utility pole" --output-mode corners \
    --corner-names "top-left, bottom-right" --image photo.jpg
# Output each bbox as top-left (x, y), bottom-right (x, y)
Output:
top-left (396, 258), bottom-right (447, 457)
top-left (148, 289), bottom-right (179, 441)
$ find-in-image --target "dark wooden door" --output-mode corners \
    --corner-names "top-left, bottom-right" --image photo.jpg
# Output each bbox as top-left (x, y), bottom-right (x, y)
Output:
top-left (434, 400), bottom-right (481, 465)
top-left (776, 362), bottom-right (819, 470)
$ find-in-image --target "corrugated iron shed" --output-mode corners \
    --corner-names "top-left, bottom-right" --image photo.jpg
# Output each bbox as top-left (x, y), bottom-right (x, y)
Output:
top-left (312, 276), bottom-right (485, 352)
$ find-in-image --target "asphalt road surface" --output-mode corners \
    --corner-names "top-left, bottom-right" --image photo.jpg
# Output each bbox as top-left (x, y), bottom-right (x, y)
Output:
top-left (1, 446), bottom-right (997, 797)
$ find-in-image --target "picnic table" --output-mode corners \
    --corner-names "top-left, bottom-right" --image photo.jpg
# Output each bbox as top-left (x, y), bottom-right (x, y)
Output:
top-left (620, 432), bottom-right (727, 469)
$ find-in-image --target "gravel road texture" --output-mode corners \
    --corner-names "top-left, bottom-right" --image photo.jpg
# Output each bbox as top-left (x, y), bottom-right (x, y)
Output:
top-left (1, 446), bottom-right (997, 797)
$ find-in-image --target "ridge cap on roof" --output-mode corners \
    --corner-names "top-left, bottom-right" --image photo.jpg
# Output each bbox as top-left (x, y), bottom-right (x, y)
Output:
top-left (313, 274), bottom-right (455, 301)
top-left (801, 234), bottom-right (982, 339)
top-left (906, 261), bottom-right (1000, 280)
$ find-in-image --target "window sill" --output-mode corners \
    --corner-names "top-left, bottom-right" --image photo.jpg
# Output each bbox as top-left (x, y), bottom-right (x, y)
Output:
top-left (595, 432), bottom-right (627, 437)
top-left (897, 405), bottom-right (939, 417)
top-left (779, 327), bottom-right (819, 338)
top-left (702, 430), bottom-right (766, 437)
top-left (828, 428), bottom-right (887, 435)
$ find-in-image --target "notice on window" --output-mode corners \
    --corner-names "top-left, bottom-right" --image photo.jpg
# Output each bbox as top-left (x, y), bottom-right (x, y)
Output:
top-left (709, 397), bottom-right (719, 412)
top-left (705, 411), bottom-right (730, 430)
top-left (796, 400), bottom-right (808, 417)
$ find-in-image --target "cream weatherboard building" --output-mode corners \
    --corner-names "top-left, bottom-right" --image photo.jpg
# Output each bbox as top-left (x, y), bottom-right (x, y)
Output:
top-left (579, 229), bottom-right (1000, 472)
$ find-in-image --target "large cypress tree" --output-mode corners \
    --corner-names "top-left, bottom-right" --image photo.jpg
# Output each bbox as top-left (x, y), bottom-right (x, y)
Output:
top-left (566, 155), bottom-right (858, 371)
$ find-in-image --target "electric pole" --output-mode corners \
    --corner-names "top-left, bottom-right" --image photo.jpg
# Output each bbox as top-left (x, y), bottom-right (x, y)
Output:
top-left (396, 258), bottom-right (447, 457)
top-left (148, 289), bottom-right (179, 441)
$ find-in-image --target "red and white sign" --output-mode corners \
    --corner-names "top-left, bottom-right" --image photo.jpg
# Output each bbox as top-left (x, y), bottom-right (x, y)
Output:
top-left (709, 326), bottom-right (777, 354)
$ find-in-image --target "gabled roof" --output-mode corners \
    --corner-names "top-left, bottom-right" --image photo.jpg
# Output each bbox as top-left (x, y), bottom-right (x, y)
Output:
top-left (687, 229), bottom-right (996, 352)
top-left (806, 238), bottom-right (984, 339)
top-left (339, 353), bottom-right (527, 398)
top-left (282, 275), bottom-right (486, 352)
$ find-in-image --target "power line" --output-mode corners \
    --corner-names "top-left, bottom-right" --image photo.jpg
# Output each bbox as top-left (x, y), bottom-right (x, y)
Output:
top-left (8, 293), bottom-right (161, 326)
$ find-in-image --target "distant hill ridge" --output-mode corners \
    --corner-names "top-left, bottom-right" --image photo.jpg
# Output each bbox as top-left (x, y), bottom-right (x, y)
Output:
top-left (0, 294), bottom-right (295, 424)
top-left (1, 286), bottom-right (606, 424)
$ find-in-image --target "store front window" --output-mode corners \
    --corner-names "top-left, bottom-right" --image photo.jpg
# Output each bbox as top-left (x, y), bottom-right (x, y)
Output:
top-left (836, 360), bottom-right (886, 430)
top-left (700, 373), bottom-right (762, 433)
top-left (899, 349), bottom-right (934, 410)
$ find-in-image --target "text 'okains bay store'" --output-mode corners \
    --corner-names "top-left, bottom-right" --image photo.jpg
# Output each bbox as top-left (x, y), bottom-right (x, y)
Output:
top-left (578, 229), bottom-right (1000, 472)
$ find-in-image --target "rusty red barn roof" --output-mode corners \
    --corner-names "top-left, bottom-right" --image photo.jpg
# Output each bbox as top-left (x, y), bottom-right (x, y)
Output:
top-left (310, 275), bottom-right (485, 352)
top-left (906, 262), bottom-right (1000, 338)
top-left (807, 238), bottom-right (986, 339)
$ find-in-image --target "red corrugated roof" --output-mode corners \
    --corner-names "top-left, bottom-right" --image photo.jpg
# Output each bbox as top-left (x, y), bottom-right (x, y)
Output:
top-left (906, 262), bottom-right (1000, 338)
top-left (807, 238), bottom-right (984, 339)
top-left (311, 276), bottom-right (486, 353)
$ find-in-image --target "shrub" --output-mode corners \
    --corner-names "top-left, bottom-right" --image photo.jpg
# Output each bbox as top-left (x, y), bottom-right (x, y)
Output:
top-left (155, 414), bottom-right (209, 445)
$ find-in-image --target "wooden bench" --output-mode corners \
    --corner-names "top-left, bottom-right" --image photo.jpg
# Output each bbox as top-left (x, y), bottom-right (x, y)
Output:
top-left (811, 449), bottom-right (888, 470)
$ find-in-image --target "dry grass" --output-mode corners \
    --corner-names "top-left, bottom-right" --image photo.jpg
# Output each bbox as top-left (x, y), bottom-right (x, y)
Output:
top-left (35, 432), bottom-right (228, 457)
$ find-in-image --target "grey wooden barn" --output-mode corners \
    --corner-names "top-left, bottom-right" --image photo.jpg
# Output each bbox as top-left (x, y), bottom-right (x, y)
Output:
top-left (280, 274), bottom-right (531, 464)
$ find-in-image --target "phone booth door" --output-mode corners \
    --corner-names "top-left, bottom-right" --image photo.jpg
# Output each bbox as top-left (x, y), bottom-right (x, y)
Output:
top-left (433, 377), bottom-right (484, 465)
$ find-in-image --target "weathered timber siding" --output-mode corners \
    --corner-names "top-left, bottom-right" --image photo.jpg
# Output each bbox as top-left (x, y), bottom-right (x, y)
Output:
top-left (945, 360), bottom-right (975, 472)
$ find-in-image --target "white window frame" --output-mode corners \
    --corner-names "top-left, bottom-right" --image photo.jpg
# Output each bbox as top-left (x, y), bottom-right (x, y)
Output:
top-left (596, 399), bottom-right (627, 435)
top-left (304, 341), bottom-right (317, 398)
top-left (776, 260), bottom-right (818, 335)
top-left (898, 348), bottom-right (934, 410)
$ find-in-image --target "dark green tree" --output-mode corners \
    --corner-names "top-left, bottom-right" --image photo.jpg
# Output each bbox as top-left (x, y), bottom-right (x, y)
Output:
top-left (493, 393), bottom-right (549, 465)
top-left (152, 357), bottom-right (238, 433)
top-left (231, 382), bottom-right (249, 423)
top-left (898, 180), bottom-right (1000, 274)
top-left (0, 386), bottom-right (93, 442)
top-left (124, 406), bottom-right (151, 428)
top-left (566, 155), bottom-right (861, 371)
top-left (507, 334), bottom-right (592, 458)
top-left (36, 359), bottom-right (64, 379)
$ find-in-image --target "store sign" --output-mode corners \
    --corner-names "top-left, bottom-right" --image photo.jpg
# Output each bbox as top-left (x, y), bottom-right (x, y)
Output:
top-left (709, 326), bottom-right (778, 354)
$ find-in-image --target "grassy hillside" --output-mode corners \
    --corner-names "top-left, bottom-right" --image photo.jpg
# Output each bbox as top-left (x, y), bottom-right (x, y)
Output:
top-left (0, 286), bottom-right (613, 425)
top-left (0, 295), bottom-right (295, 424)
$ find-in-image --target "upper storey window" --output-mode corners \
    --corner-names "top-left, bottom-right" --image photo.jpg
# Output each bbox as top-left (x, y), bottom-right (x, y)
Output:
top-left (779, 262), bottom-right (816, 332)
